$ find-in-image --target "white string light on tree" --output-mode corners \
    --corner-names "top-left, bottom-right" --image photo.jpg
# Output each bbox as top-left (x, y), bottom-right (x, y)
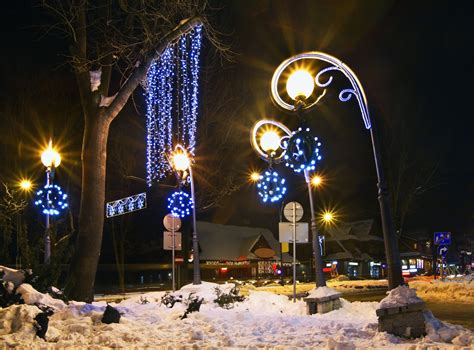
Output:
top-left (145, 25), bottom-right (203, 186)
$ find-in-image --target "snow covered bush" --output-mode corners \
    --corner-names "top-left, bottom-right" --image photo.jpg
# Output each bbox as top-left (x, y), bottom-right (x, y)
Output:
top-left (213, 286), bottom-right (245, 309)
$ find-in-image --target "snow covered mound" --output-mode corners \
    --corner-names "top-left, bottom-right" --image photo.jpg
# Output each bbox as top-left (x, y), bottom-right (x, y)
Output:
top-left (0, 281), bottom-right (472, 349)
top-left (409, 278), bottom-right (474, 304)
top-left (379, 285), bottom-right (424, 309)
top-left (306, 286), bottom-right (340, 299)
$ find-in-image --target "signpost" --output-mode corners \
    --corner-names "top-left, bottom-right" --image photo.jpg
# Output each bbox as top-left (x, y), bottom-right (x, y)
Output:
top-left (163, 214), bottom-right (181, 291)
top-left (434, 232), bottom-right (451, 245)
top-left (434, 232), bottom-right (451, 280)
top-left (282, 201), bottom-right (304, 302)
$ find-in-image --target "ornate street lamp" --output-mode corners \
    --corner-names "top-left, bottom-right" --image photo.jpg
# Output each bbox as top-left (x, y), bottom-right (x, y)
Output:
top-left (169, 144), bottom-right (201, 285)
top-left (270, 52), bottom-right (403, 289)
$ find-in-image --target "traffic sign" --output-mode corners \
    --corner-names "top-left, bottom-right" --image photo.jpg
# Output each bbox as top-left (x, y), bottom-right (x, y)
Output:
top-left (163, 231), bottom-right (182, 250)
top-left (163, 214), bottom-right (181, 231)
top-left (434, 232), bottom-right (451, 245)
top-left (283, 202), bottom-right (304, 222)
top-left (278, 222), bottom-right (309, 243)
top-left (437, 245), bottom-right (448, 259)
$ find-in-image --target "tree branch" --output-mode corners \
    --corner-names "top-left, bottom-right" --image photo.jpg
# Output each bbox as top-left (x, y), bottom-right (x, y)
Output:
top-left (103, 17), bottom-right (202, 122)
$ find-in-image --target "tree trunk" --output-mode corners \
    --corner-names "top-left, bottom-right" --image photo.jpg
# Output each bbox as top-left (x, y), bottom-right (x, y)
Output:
top-left (67, 112), bottom-right (111, 302)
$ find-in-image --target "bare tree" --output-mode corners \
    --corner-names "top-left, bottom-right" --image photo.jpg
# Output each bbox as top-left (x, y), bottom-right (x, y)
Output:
top-left (41, 0), bottom-right (226, 301)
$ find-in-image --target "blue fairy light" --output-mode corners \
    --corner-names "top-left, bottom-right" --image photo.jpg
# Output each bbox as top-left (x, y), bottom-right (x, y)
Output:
top-left (145, 25), bottom-right (203, 186)
top-left (256, 170), bottom-right (287, 203)
top-left (34, 184), bottom-right (68, 216)
top-left (283, 127), bottom-right (322, 173)
top-left (167, 190), bottom-right (193, 218)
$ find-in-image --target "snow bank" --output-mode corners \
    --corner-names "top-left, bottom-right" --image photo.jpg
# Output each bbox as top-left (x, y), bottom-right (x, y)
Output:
top-left (424, 309), bottom-right (474, 346)
top-left (379, 285), bottom-right (424, 308)
top-left (0, 282), bottom-right (472, 349)
top-left (409, 278), bottom-right (474, 304)
top-left (307, 286), bottom-right (341, 298)
top-left (16, 283), bottom-right (66, 310)
top-left (179, 281), bottom-right (235, 302)
top-left (0, 265), bottom-right (26, 287)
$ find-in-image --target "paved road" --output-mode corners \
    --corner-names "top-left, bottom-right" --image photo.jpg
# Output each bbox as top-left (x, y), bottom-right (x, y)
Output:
top-left (343, 290), bottom-right (474, 331)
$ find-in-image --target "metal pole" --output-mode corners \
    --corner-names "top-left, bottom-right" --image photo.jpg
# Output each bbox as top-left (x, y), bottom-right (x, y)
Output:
top-left (369, 128), bottom-right (404, 289)
top-left (292, 203), bottom-right (297, 302)
top-left (172, 216), bottom-right (176, 292)
top-left (189, 166), bottom-right (201, 284)
top-left (304, 170), bottom-right (326, 287)
top-left (44, 167), bottom-right (51, 264)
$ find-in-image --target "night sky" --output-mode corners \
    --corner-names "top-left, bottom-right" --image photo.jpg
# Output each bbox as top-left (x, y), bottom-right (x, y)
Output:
top-left (0, 1), bottom-right (473, 261)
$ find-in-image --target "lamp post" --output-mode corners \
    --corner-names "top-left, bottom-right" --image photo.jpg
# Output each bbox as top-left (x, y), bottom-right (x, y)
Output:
top-left (270, 52), bottom-right (403, 289)
top-left (171, 144), bottom-right (201, 285)
top-left (40, 140), bottom-right (61, 264)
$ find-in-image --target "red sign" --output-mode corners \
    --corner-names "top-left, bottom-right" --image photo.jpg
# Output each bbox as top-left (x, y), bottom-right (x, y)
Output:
top-left (175, 257), bottom-right (184, 263)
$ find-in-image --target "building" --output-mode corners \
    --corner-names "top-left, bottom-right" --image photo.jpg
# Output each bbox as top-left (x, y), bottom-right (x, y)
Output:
top-left (398, 230), bottom-right (434, 276)
top-left (197, 221), bottom-right (294, 280)
top-left (323, 219), bottom-right (386, 278)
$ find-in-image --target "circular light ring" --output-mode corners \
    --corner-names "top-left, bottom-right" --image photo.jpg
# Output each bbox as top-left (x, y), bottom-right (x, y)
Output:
top-left (270, 51), bottom-right (371, 129)
top-left (283, 127), bottom-right (322, 173)
top-left (250, 120), bottom-right (292, 163)
top-left (167, 190), bottom-right (193, 218)
top-left (256, 170), bottom-right (287, 203)
top-left (34, 184), bottom-right (68, 216)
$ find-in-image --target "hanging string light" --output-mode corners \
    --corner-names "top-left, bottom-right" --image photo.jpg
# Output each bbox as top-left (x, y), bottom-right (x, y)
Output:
top-left (145, 25), bottom-right (203, 186)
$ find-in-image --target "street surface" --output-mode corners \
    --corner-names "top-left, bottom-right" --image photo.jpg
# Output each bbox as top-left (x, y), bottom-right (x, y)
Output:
top-left (343, 290), bottom-right (474, 331)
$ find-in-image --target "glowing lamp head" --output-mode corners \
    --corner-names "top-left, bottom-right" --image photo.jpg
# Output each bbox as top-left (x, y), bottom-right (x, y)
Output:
top-left (172, 151), bottom-right (190, 171)
top-left (41, 140), bottom-right (61, 168)
top-left (322, 211), bottom-right (334, 223)
top-left (260, 130), bottom-right (281, 153)
top-left (250, 172), bottom-right (260, 182)
top-left (19, 179), bottom-right (32, 191)
top-left (286, 69), bottom-right (315, 101)
top-left (311, 175), bottom-right (322, 187)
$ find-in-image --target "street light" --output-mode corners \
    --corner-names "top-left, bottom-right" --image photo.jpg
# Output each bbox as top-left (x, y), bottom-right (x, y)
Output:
top-left (311, 175), bottom-right (323, 187)
top-left (286, 69), bottom-right (315, 101)
top-left (260, 129), bottom-right (281, 154)
top-left (19, 179), bottom-right (33, 192)
top-left (170, 144), bottom-right (201, 285)
top-left (40, 140), bottom-right (61, 264)
top-left (271, 52), bottom-right (403, 290)
top-left (250, 172), bottom-right (260, 182)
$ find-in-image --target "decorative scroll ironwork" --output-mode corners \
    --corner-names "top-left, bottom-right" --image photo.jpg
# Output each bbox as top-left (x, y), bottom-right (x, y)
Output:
top-left (106, 192), bottom-right (147, 218)
top-left (270, 51), bottom-right (372, 129)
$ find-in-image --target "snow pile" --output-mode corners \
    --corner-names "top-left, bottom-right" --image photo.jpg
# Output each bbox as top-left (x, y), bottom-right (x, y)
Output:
top-left (409, 278), bottom-right (474, 303)
top-left (0, 265), bottom-right (26, 287)
top-left (306, 286), bottom-right (340, 299)
top-left (16, 284), bottom-right (66, 310)
top-left (424, 309), bottom-right (474, 346)
top-left (179, 281), bottom-right (235, 302)
top-left (379, 285), bottom-right (424, 308)
top-left (1, 282), bottom-right (473, 349)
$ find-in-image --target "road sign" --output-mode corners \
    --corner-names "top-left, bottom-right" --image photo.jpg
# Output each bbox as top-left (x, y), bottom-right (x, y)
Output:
top-left (283, 202), bottom-right (304, 222)
top-left (163, 214), bottom-right (181, 231)
top-left (278, 222), bottom-right (309, 243)
top-left (163, 231), bottom-right (182, 250)
top-left (106, 192), bottom-right (146, 218)
top-left (437, 245), bottom-right (448, 259)
top-left (434, 232), bottom-right (451, 245)
top-left (281, 242), bottom-right (289, 253)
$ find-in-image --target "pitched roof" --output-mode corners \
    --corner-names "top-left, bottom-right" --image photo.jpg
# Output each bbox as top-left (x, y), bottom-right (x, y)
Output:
top-left (196, 221), bottom-right (293, 261)
top-left (325, 219), bottom-right (383, 242)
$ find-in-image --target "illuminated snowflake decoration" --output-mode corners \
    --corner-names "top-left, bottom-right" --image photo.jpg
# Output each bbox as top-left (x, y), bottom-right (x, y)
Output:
top-left (283, 127), bottom-right (322, 173)
top-left (256, 170), bottom-right (287, 203)
top-left (167, 191), bottom-right (193, 218)
top-left (34, 184), bottom-right (68, 216)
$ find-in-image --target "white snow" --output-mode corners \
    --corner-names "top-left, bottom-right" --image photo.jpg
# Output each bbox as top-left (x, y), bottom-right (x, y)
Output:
top-left (1, 281), bottom-right (473, 349)
top-left (379, 285), bottom-right (424, 309)
top-left (0, 265), bottom-right (26, 287)
top-left (16, 283), bottom-right (66, 311)
top-left (306, 286), bottom-right (341, 298)
top-left (89, 69), bottom-right (101, 92)
top-left (409, 278), bottom-right (474, 304)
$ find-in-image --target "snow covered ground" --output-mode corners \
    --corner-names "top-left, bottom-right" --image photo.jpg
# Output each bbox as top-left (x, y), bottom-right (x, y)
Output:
top-left (1, 280), bottom-right (473, 349)
top-left (409, 277), bottom-right (474, 304)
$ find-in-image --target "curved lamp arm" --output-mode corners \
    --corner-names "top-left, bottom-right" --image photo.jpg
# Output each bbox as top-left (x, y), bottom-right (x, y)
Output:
top-left (250, 119), bottom-right (292, 163)
top-left (271, 51), bottom-right (371, 129)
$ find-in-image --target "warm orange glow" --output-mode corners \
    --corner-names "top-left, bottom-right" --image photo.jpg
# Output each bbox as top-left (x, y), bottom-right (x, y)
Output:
top-left (311, 175), bottom-right (323, 187)
top-left (41, 140), bottom-right (61, 168)
top-left (259, 128), bottom-right (281, 153)
top-left (19, 179), bottom-right (33, 191)
top-left (250, 172), bottom-right (260, 182)
top-left (172, 151), bottom-right (190, 171)
top-left (286, 69), bottom-right (315, 100)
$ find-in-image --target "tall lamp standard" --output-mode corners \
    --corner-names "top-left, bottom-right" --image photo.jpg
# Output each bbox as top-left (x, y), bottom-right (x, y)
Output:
top-left (171, 144), bottom-right (201, 285)
top-left (270, 52), bottom-right (403, 289)
top-left (40, 140), bottom-right (61, 264)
